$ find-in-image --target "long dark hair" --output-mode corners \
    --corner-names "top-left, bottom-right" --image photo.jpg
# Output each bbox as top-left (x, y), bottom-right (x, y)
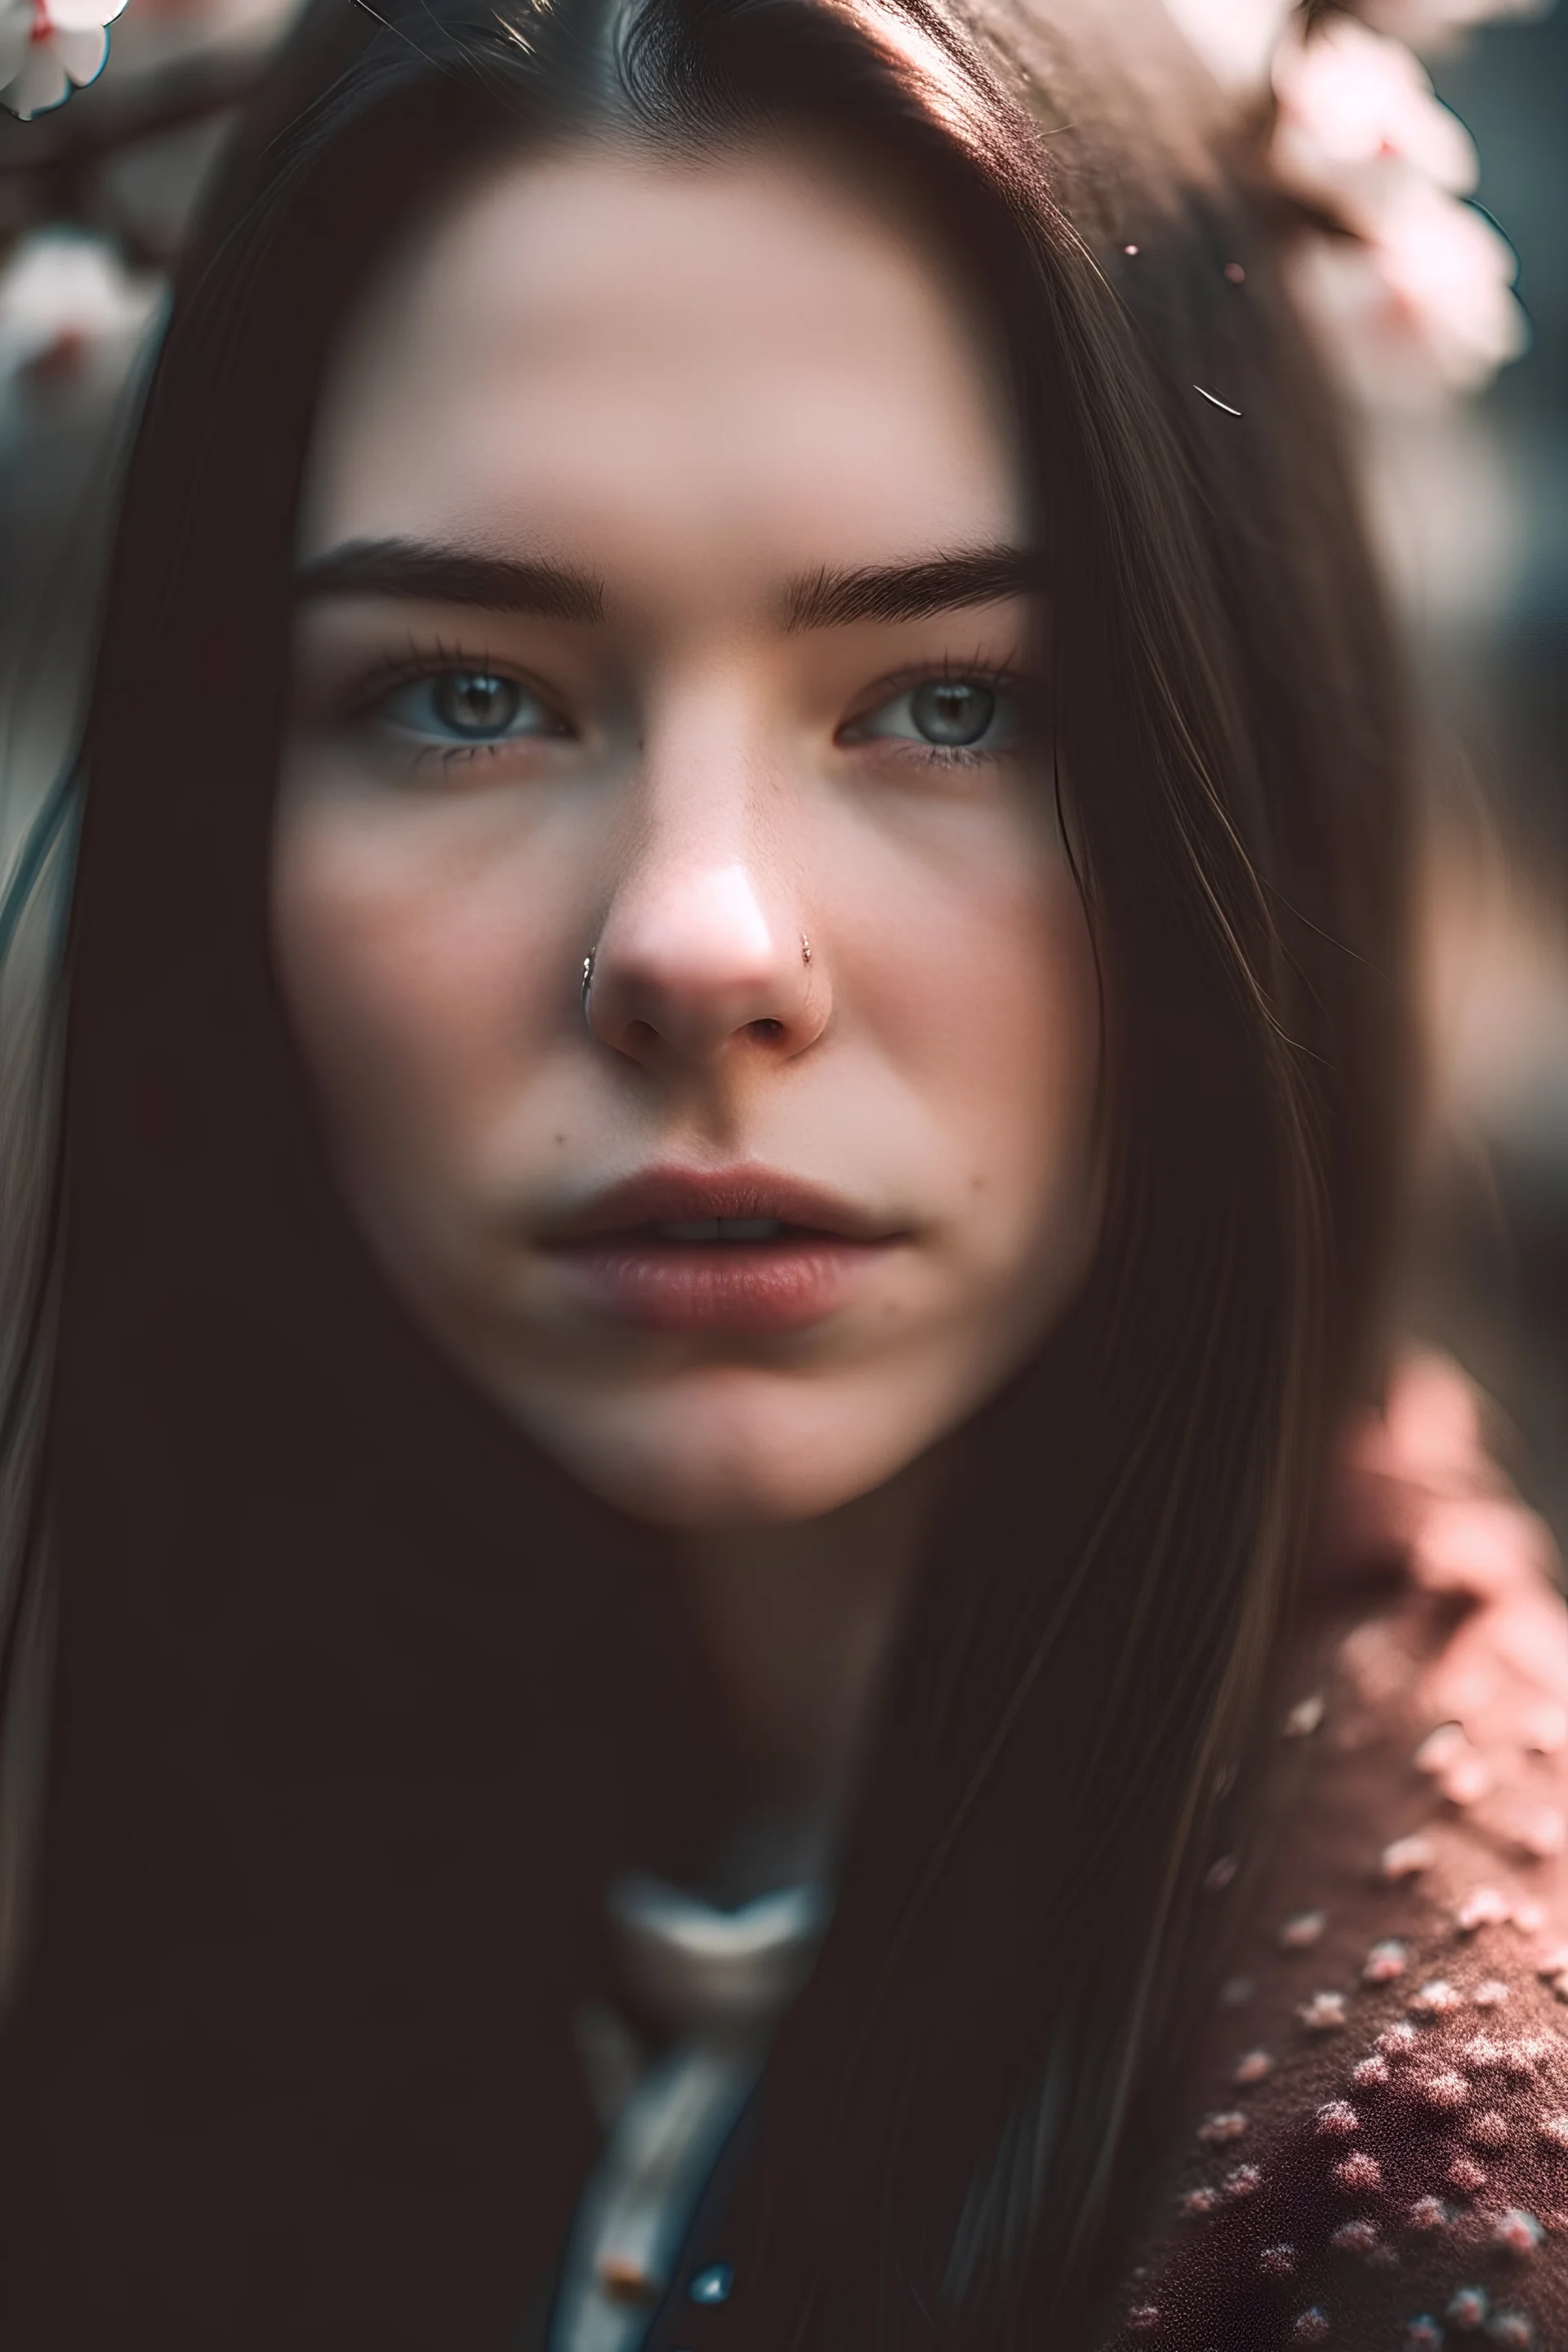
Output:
top-left (0, 0), bottom-right (1409, 2342)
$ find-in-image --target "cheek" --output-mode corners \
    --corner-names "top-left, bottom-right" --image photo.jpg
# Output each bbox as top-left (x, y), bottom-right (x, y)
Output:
top-left (856, 830), bottom-right (1102, 1279)
top-left (269, 794), bottom-right (559, 1184)
top-left (957, 875), bottom-right (1102, 1279)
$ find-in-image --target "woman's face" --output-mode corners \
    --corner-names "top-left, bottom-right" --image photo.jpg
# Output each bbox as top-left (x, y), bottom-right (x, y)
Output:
top-left (274, 143), bottom-right (1102, 1527)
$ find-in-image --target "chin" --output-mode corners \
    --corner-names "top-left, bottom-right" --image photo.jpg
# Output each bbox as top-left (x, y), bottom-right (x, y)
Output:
top-left (514, 1368), bottom-right (945, 1530)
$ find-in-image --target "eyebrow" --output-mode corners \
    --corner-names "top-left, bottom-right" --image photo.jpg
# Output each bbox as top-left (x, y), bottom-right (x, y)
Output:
top-left (782, 545), bottom-right (1046, 630)
top-left (293, 538), bottom-right (606, 621)
top-left (292, 536), bottom-right (1045, 630)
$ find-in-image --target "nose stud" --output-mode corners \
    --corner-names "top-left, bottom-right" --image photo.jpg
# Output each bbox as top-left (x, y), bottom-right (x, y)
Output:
top-left (801, 933), bottom-right (812, 966)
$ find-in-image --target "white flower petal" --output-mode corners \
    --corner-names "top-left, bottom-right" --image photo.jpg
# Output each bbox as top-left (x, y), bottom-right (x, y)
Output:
top-left (52, 20), bottom-right (106, 81)
top-left (47, 0), bottom-right (128, 34)
top-left (1, 40), bottom-right (70, 117)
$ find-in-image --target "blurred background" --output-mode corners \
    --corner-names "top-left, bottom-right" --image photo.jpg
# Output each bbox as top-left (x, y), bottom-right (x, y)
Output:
top-left (0, 0), bottom-right (1562, 1526)
top-left (1405, 7), bottom-right (1568, 1533)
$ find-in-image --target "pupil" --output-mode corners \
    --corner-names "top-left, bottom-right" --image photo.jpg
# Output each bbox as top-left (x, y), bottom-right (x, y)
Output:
top-left (911, 679), bottom-right (995, 747)
top-left (434, 672), bottom-right (519, 737)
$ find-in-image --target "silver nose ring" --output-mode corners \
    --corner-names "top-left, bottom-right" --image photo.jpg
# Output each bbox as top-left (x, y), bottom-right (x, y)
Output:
top-left (581, 951), bottom-right (595, 1031)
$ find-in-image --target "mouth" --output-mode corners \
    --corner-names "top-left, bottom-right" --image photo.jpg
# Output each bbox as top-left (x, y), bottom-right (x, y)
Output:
top-left (640, 1216), bottom-right (808, 1244)
top-left (541, 1168), bottom-right (904, 1335)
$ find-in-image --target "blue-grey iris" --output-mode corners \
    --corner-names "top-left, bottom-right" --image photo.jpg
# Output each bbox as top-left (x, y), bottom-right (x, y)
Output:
top-left (911, 679), bottom-right (995, 746)
top-left (434, 671), bottom-right (522, 737)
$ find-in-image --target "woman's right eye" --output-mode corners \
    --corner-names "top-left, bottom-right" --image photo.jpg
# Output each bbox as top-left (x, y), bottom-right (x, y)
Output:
top-left (376, 669), bottom-right (567, 746)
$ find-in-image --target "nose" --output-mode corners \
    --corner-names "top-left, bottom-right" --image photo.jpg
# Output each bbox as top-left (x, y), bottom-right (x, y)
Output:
top-left (585, 857), bottom-right (826, 1067)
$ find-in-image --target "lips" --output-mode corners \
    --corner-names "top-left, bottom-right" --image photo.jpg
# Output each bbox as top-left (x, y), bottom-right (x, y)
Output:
top-left (541, 1165), bottom-right (902, 1334)
top-left (546, 1167), bottom-right (893, 1246)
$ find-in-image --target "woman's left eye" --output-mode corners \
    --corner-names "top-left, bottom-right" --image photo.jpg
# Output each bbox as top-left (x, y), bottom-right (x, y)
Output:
top-left (377, 669), bottom-right (565, 745)
top-left (843, 675), bottom-right (1022, 756)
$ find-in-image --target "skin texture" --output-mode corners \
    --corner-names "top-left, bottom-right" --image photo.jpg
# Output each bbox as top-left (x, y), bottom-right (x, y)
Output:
top-left (273, 145), bottom-right (1103, 1554)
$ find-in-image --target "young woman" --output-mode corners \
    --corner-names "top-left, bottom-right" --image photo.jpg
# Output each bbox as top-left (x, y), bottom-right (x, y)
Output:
top-left (1, 0), bottom-right (1566, 2344)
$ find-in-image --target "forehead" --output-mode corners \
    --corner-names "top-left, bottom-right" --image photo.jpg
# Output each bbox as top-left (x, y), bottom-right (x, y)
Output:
top-left (299, 142), bottom-right (1025, 604)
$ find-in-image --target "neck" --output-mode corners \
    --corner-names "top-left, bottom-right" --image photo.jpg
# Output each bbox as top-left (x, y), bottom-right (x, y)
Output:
top-left (672, 1447), bottom-right (949, 1847)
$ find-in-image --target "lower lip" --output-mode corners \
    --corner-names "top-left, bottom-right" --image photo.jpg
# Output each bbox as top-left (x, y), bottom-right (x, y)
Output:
top-left (547, 1235), bottom-right (893, 1334)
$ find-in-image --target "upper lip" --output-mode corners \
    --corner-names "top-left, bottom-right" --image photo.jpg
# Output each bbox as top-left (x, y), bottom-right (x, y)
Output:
top-left (543, 1165), bottom-right (900, 1245)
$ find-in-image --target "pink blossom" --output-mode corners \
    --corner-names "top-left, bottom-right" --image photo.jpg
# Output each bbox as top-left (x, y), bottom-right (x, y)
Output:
top-left (1270, 13), bottom-right (1526, 403)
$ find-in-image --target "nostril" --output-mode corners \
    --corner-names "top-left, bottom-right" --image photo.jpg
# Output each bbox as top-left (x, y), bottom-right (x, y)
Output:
top-left (749, 1018), bottom-right (786, 1041)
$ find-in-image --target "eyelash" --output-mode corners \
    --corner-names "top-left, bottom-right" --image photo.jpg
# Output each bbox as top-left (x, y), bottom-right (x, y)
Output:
top-left (346, 642), bottom-right (1040, 773)
top-left (350, 639), bottom-right (566, 773)
top-left (841, 652), bottom-right (1036, 770)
